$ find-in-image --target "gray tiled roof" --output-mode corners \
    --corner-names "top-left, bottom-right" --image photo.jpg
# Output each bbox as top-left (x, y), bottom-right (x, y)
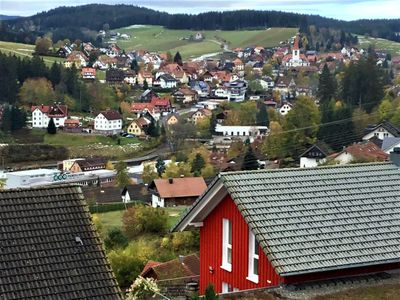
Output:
top-left (220, 162), bottom-right (400, 276)
top-left (382, 137), bottom-right (400, 151)
top-left (0, 185), bottom-right (122, 299)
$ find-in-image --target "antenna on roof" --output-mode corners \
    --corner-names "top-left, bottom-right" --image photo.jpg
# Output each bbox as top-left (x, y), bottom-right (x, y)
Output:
top-left (75, 236), bottom-right (83, 246)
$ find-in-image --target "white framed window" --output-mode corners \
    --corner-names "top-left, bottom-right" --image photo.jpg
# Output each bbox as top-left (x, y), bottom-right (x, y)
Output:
top-left (221, 218), bottom-right (232, 272)
top-left (247, 230), bottom-right (259, 283)
top-left (222, 283), bottom-right (239, 293)
top-left (222, 282), bottom-right (232, 293)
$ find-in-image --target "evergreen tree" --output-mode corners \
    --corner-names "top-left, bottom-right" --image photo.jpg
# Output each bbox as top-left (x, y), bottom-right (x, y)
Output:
top-left (341, 55), bottom-right (384, 112)
top-left (204, 285), bottom-right (219, 300)
top-left (47, 118), bottom-right (57, 134)
top-left (64, 64), bottom-right (79, 96)
top-left (10, 106), bottom-right (26, 131)
top-left (130, 59), bottom-right (139, 73)
top-left (242, 146), bottom-right (259, 170)
top-left (191, 153), bottom-right (206, 175)
top-left (49, 62), bottom-right (61, 87)
top-left (0, 106), bottom-right (12, 132)
top-left (155, 157), bottom-right (166, 177)
top-left (146, 121), bottom-right (159, 137)
top-left (143, 79), bottom-right (148, 90)
top-left (174, 51), bottom-right (183, 65)
top-left (256, 101), bottom-right (269, 126)
top-left (317, 64), bottom-right (336, 104)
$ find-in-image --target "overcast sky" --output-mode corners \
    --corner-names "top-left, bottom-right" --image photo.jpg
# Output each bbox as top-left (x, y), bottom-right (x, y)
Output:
top-left (1, 0), bottom-right (399, 20)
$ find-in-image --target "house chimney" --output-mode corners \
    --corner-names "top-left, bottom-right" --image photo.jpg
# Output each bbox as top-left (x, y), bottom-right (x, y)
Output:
top-left (168, 178), bottom-right (173, 184)
top-left (179, 255), bottom-right (185, 264)
top-left (390, 147), bottom-right (400, 166)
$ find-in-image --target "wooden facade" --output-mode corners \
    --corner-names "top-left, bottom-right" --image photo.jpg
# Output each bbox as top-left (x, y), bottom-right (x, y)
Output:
top-left (199, 195), bottom-right (400, 294)
top-left (199, 195), bottom-right (282, 293)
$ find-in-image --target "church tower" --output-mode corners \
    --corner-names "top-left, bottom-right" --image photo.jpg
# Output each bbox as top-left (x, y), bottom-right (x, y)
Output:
top-left (292, 35), bottom-right (300, 61)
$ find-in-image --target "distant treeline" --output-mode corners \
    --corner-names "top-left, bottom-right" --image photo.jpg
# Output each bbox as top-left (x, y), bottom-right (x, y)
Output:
top-left (0, 4), bottom-right (399, 45)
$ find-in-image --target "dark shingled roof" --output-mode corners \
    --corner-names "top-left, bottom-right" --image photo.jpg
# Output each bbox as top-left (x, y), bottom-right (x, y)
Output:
top-left (101, 110), bottom-right (122, 121)
top-left (364, 120), bottom-right (400, 138)
top-left (0, 185), bottom-right (122, 299)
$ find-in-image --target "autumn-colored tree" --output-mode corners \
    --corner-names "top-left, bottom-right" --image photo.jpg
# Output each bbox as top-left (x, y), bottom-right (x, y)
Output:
top-left (196, 117), bottom-right (211, 138)
top-left (262, 64), bottom-right (273, 76)
top-left (35, 37), bottom-right (52, 55)
top-left (115, 161), bottom-right (131, 188)
top-left (283, 96), bottom-right (321, 158)
top-left (262, 121), bottom-right (284, 159)
top-left (142, 163), bottom-right (158, 184)
top-left (19, 78), bottom-right (55, 106)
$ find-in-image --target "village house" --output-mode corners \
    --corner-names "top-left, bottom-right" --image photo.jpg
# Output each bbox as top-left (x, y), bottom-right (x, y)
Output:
top-left (279, 102), bottom-right (293, 116)
top-left (31, 104), bottom-right (68, 128)
top-left (140, 89), bottom-right (158, 103)
top-left (332, 141), bottom-right (389, 164)
top-left (137, 70), bottom-right (153, 87)
top-left (56, 45), bottom-right (72, 57)
top-left (188, 108), bottom-right (212, 125)
top-left (149, 177), bottom-right (207, 207)
top-left (63, 118), bottom-right (81, 132)
top-left (106, 68), bottom-right (125, 84)
top-left (64, 51), bottom-right (88, 68)
top-left (222, 80), bottom-right (248, 102)
top-left (131, 102), bottom-right (158, 117)
top-left (194, 32), bottom-right (205, 40)
top-left (81, 67), bottom-right (96, 80)
top-left (93, 55), bottom-right (117, 70)
top-left (362, 121), bottom-right (400, 141)
top-left (94, 110), bottom-right (123, 135)
top-left (83, 185), bottom-right (151, 205)
top-left (215, 124), bottom-right (268, 141)
top-left (106, 43), bottom-right (122, 58)
top-left (150, 97), bottom-right (173, 115)
top-left (127, 117), bottom-right (151, 136)
top-left (173, 88), bottom-right (198, 104)
top-left (0, 186), bottom-right (122, 299)
top-left (154, 73), bottom-right (179, 89)
top-left (173, 159), bottom-right (400, 294)
top-left (299, 143), bottom-right (330, 168)
top-left (66, 157), bottom-right (107, 173)
top-left (381, 137), bottom-right (400, 154)
top-left (190, 81), bottom-right (210, 98)
top-left (162, 114), bottom-right (179, 127)
top-left (140, 254), bottom-right (200, 298)
top-left (233, 58), bottom-right (244, 72)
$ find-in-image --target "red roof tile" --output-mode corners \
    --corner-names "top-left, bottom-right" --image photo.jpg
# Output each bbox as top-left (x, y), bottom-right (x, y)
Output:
top-left (152, 177), bottom-right (207, 198)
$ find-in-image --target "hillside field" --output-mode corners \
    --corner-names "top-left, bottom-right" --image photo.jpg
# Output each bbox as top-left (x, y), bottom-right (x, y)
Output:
top-left (111, 25), bottom-right (298, 58)
top-left (357, 35), bottom-right (400, 55)
top-left (0, 41), bottom-right (65, 66)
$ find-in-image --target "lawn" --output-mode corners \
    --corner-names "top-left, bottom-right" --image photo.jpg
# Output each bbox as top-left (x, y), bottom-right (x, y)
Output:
top-left (0, 40), bottom-right (65, 66)
top-left (357, 35), bottom-right (400, 56)
top-left (111, 25), bottom-right (298, 58)
top-left (41, 131), bottom-right (140, 146)
top-left (93, 206), bottom-right (187, 233)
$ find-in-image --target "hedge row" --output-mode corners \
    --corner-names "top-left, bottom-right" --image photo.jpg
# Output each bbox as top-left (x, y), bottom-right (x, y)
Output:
top-left (89, 201), bottom-right (144, 213)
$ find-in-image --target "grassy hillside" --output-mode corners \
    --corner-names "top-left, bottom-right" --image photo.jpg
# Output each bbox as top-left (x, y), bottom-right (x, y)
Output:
top-left (0, 41), bottom-right (65, 66)
top-left (112, 25), bottom-right (298, 58)
top-left (357, 35), bottom-right (400, 56)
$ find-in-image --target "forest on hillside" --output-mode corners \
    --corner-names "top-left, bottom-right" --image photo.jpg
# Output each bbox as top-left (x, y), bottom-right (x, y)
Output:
top-left (0, 4), bottom-right (399, 45)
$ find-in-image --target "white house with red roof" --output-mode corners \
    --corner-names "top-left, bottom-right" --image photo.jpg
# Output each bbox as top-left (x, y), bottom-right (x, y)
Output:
top-left (31, 104), bottom-right (68, 128)
top-left (94, 110), bottom-right (123, 135)
top-left (282, 36), bottom-right (310, 68)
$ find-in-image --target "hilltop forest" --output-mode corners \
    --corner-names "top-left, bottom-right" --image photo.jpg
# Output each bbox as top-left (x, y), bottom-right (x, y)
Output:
top-left (0, 4), bottom-right (399, 45)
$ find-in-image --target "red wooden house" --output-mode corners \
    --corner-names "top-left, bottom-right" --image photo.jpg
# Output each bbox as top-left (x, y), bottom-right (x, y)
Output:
top-left (173, 161), bottom-right (400, 294)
